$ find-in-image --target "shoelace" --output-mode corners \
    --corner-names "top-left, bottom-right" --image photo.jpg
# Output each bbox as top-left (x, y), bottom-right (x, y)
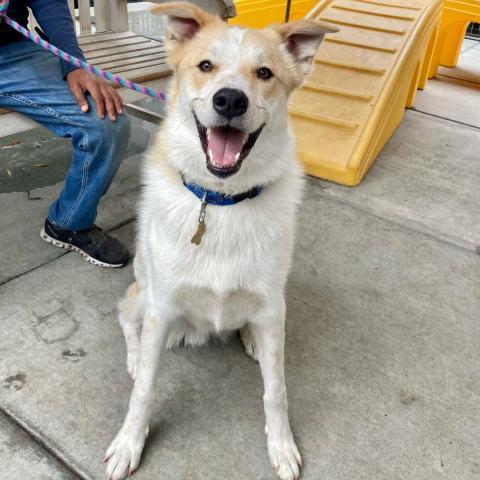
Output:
top-left (82, 226), bottom-right (108, 246)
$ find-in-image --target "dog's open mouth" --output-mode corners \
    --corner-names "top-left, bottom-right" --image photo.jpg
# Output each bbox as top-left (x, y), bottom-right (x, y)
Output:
top-left (194, 114), bottom-right (264, 178)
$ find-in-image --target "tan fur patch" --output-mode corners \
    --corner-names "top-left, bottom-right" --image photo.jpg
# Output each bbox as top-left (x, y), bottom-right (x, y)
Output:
top-left (242, 28), bottom-right (300, 96)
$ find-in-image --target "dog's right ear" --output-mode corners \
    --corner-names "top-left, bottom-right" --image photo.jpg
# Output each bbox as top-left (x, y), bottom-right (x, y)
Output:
top-left (273, 19), bottom-right (338, 82)
top-left (150, 2), bottom-right (216, 45)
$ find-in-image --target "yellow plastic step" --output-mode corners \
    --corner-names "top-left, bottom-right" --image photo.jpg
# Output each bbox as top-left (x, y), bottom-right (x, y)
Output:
top-left (231, 0), bottom-right (442, 186)
top-left (289, 0), bottom-right (442, 185)
top-left (230, 0), bottom-right (319, 27)
top-left (429, 0), bottom-right (480, 76)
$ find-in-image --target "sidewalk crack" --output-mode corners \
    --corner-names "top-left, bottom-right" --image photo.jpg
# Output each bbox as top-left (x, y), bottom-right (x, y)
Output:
top-left (408, 107), bottom-right (480, 131)
top-left (0, 407), bottom-right (90, 480)
top-left (0, 218), bottom-right (135, 288)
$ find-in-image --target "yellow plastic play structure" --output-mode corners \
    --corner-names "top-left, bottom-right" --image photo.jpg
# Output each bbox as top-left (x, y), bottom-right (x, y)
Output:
top-left (231, 0), bottom-right (443, 186)
top-left (429, 0), bottom-right (480, 76)
top-left (230, 0), bottom-right (318, 26)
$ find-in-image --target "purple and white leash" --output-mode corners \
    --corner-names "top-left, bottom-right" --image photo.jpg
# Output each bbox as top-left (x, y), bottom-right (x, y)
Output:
top-left (0, 0), bottom-right (167, 101)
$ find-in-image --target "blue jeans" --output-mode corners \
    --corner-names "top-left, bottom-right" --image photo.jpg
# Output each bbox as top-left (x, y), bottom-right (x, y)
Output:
top-left (0, 41), bottom-right (131, 230)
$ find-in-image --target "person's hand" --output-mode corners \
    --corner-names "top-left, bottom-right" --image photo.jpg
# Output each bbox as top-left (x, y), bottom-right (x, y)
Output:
top-left (67, 69), bottom-right (124, 121)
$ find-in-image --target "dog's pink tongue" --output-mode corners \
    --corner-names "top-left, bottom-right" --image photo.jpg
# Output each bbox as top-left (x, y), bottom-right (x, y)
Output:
top-left (208, 127), bottom-right (246, 167)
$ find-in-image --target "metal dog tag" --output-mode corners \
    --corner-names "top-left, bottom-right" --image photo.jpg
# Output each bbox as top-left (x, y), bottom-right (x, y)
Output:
top-left (191, 221), bottom-right (206, 245)
top-left (191, 193), bottom-right (207, 246)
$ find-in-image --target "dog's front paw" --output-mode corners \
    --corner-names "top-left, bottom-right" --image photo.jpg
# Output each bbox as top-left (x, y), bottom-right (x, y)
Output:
top-left (103, 426), bottom-right (148, 480)
top-left (268, 435), bottom-right (302, 480)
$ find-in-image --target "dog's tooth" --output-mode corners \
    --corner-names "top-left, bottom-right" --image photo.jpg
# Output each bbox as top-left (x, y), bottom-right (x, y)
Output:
top-left (235, 152), bottom-right (240, 161)
top-left (208, 149), bottom-right (213, 160)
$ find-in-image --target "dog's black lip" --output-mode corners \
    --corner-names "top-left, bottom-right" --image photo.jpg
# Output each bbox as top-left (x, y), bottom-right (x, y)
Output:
top-left (194, 112), bottom-right (264, 178)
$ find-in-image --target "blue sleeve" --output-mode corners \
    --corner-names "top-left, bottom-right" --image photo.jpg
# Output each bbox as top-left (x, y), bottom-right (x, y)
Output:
top-left (27, 0), bottom-right (86, 79)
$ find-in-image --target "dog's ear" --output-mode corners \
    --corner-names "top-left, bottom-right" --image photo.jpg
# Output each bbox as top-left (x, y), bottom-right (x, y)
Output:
top-left (150, 2), bottom-right (216, 45)
top-left (273, 20), bottom-right (338, 79)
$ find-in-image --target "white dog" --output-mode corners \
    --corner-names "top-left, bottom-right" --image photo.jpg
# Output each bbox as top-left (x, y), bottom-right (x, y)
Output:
top-left (104, 4), bottom-right (336, 479)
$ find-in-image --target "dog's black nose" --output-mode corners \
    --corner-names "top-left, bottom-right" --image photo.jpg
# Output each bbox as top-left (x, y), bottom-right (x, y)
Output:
top-left (213, 88), bottom-right (248, 119)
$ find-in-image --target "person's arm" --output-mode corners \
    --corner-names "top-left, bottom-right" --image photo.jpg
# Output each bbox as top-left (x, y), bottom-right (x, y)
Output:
top-left (27, 0), bottom-right (85, 79)
top-left (28, 0), bottom-right (124, 120)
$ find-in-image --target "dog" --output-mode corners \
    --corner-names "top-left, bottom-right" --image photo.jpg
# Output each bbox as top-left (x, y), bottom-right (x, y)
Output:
top-left (103, 4), bottom-right (336, 479)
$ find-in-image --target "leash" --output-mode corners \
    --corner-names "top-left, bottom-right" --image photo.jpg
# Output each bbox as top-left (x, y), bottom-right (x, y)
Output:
top-left (0, 0), bottom-right (167, 101)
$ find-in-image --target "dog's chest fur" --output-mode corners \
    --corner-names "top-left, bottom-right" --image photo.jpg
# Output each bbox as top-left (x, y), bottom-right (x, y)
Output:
top-left (136, 140), bottom-right (303, 344)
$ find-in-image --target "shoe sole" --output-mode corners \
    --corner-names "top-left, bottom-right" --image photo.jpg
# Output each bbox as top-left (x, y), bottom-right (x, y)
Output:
top-left (40, 228), bottom-right (125, 269)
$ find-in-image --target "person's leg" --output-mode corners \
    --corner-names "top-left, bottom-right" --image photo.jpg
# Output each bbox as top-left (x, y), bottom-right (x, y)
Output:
top-left (0, 41), bottom-right (131, 231)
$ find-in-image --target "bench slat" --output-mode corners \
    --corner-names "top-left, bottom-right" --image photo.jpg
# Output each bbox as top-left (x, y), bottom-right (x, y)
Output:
top-left (76, 31), bottom-right (137, 45)
top-left (114, 64), bottom-right (172, 84)
top-left (85, 42), bottom-right (165, 60)
top-left (80, 36), bottom-right (151, 53)
top-left (78, 0), bottom-right (92, 35)
top-left (92, 46), bottom-right (166, 65)
top-left (97, 53), bottom-right (168, 70)
top-left (109, 57), bottom-right (171, 74)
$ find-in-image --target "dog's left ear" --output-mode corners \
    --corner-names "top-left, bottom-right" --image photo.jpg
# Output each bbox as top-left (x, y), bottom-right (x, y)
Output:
top-left (274, 20), bottom-right (338, 79)
top-left (150, 2), bottom-right (217, 45)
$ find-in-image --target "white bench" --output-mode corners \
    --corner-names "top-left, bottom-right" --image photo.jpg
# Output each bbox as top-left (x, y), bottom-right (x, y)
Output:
top-left (0, 0), bottom-right (170, 116)
top-left (71, 0), bottom-right (171, 83)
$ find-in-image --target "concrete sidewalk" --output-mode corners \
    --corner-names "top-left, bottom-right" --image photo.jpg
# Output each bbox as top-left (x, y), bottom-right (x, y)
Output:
top-left (1, 44), bottom-right (480, 480)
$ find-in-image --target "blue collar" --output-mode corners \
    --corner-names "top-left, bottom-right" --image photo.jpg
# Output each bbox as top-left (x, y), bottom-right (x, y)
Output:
top-left (183, 180), bottom-right (263, 206)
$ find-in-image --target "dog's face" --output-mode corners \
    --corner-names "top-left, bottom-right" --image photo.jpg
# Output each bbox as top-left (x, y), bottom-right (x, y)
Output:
top-left (152, 3), bottom-right (336, 184)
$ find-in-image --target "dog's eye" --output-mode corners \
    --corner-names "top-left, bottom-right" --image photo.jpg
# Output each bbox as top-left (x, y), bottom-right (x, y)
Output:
top-left (257, 67), bottom-right (273, 80)
top-left (198, 60), bottom-right (213, 72)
